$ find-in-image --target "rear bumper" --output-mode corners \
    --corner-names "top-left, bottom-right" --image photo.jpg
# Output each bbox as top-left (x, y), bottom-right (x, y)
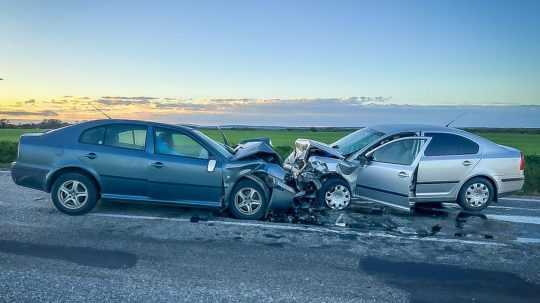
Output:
top-left (11, 161), bottom-right (48, 191)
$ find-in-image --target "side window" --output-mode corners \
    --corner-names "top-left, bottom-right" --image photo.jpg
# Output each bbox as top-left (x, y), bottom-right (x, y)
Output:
top-left (80, 127), bottom-right (105, 145)
top-left (154, 128), bottom-right (209, 159)
top-left (371, 138), bottom-right (425, 165)
top-left (104, 124), bottom-right (147, 150)
top-left (424, 133), bottom-right (479, 156)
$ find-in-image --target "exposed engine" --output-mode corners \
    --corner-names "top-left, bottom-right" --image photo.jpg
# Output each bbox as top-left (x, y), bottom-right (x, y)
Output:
top-left (283, 139), bottom-right (358, 206)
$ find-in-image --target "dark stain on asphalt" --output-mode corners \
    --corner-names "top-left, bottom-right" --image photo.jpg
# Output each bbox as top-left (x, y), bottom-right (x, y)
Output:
top-left (0, 240), bottom-right (137, 269)
top-left (261, 242), bottom-right (286, 248)
top-left (338, 233), bottom-right (358, 241)
top-left (359, 257), bottom-right (540, 303)
top-left (263, 233), bottom-right (283, 239)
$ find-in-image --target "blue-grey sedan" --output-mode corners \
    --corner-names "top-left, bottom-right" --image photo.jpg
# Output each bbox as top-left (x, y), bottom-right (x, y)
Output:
top-left (11, 119), bottom-right (294, 220)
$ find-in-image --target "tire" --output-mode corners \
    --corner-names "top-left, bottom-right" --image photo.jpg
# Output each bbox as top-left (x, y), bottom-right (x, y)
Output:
top-left (457, 177), bottom-right (494, 211)
top-left (229, 179), bottom-right (268, 220)
top-left (317, 178), bottom-right (352, 210)
top-left (51, 172), bottom-right (98, 215)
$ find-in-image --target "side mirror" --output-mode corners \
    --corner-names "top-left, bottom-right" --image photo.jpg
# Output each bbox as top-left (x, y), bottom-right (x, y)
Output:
top-left (356, 155), bottom-right (370, 165)
top-left (363, 149), bottom-right (376, 162)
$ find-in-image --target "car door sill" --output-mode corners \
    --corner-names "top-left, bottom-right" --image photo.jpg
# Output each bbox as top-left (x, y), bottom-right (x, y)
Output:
top-left (101, 194), bottom-right (220, 208)
top-left (354, 195), bottom-right (412, 212)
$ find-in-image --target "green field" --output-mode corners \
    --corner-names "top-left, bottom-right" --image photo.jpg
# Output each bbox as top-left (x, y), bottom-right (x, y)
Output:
top-left (0, 129), bottom-right (42, 142)
top-left (473, 132), bottom-right (540, 156)
top-left (1, 128), bottom-right (540, 156)
top-left (1, 127), bottom-right (539, 194)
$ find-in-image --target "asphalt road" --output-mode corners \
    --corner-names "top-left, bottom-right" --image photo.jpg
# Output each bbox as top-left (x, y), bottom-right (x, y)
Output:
top-left (1, 170), bottom-right (540, 303)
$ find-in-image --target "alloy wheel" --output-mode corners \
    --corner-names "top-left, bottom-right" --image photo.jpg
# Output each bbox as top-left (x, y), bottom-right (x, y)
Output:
top-left (57, 180), bottom-right (89, 210)
top-left (234, 187), bottom-right (263, 216)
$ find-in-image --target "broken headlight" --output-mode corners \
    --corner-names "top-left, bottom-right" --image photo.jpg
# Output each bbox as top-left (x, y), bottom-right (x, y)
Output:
top-left (309, 159), bottom-right (328, 173)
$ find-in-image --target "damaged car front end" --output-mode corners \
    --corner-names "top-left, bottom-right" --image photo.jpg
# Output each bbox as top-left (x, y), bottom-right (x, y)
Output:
top-left (221, 140), bottom-right (299, 217)
top-left (283, 139), bottom-right (365, 210)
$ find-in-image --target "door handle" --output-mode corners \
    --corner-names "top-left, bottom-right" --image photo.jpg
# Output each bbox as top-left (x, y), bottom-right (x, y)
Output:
top-left (462, 160), bottom-right (473, 166)
top-left (151, 161), bottom-right (164, 168)
top-left (84, 152), bottom-right (97, 160)
top-left (398, 171), bottom-right (409, 178)
top-left (207, 159), bottom-right (217, 172)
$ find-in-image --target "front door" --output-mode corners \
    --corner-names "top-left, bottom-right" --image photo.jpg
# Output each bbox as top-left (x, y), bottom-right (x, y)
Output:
top-left (147, 127), bottom-right (223, 207)
top-left (355, 137), bottom-right (431, 211)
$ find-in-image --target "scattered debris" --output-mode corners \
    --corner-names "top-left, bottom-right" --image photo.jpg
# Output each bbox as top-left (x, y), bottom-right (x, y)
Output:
top-left (335, 214), bottom-right (346, 227)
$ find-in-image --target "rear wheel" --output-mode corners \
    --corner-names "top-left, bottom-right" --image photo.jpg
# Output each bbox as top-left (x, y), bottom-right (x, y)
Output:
top-left (457, 177), bottom-right (494, 211)
top-left (51, 173), bottom-right (98, 215)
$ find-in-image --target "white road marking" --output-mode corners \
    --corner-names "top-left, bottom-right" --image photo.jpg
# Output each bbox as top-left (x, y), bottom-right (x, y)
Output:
top-left (438, 203), bottom-right (540, 212)
top-left (90, 212), bottom-right (505, 246)
top-left (500, 197), bottom-right (540, 203)
top-left (516, 237), bottom-right (540, 244)
top-left (489, 206), bottom-right (540, 211)
top-left (487, 215), bottom-right (540, 225)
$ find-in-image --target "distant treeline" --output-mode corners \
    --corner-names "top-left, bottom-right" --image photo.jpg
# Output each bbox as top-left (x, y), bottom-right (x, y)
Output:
top-left (0, 119), bottom-right (69, 130)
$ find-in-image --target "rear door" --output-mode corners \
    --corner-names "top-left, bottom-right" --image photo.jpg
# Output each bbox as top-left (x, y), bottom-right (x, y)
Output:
top-left (414, 132), bottom-right (481, 201)
top-left (355, 137), bottom-right (431, 211)
top-left (78, 123), bottom-right (150, 199)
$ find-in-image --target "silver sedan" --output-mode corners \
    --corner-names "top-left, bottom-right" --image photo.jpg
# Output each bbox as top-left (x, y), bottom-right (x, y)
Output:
top-left (284, 124), bottom-right (525, 211)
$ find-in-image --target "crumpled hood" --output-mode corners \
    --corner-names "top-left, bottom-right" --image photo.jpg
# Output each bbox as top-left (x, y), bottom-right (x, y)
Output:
top-left (231, 141), bottom-right (282, 163)
top-left (293, 139), bottom-right (344, 160)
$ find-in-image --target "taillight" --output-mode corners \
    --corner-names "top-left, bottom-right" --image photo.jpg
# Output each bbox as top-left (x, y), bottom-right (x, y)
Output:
top-left (520, 153), bottom-right (525, 171)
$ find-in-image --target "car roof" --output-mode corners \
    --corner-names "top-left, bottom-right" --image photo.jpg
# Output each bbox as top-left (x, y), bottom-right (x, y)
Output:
top-left (367, 123), bottom-right (499, 148)
top-left (76, 119), bottom-right (195, 132)
top-left (369, 123), bottom-right (457, 134)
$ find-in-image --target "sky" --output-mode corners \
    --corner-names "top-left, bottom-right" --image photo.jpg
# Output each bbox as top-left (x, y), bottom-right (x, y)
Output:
top-left (1, 0), bottom-right (539, 126)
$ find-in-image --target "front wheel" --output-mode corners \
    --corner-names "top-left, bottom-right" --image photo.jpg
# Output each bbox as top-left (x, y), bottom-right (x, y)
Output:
top-left (229, 179), bottom-right (268, 220)
top-left (317, 178), bottom-right (352, 210)
top-left (51, 172), bottom-right (98, 215)
top-left (457, 177), bottom-right (494, 211)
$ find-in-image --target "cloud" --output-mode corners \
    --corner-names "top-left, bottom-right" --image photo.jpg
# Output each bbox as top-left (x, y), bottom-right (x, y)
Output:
top-left (153, 101), bottom-right (211, 111)
top-left (96, 97), bottom-right (154, 106)
top-left (24, 99), bottom-right (36, 104)
top-left (101, 96), bottom-right (159, 101)
top-left (148, 96), bottom-right (393, 113)
top-left (0, 110), bottom-right (58, 116)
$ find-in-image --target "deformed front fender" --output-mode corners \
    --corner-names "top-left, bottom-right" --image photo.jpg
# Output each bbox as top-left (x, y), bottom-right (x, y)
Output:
top-left (223, 161), bottom-right (296, 210)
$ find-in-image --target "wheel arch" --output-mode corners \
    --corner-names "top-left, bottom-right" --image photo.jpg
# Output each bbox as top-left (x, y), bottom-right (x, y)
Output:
top-left (320, 173), bottom-right (352, 190)
top-left (226, 174), bottom-right (271, 207)
top-left (46, 166), bottom-right (101, 195)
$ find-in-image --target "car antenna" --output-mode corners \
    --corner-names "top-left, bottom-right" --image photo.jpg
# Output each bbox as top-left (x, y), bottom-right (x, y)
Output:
top-left (216, 125), bottom-right (230, 147)
top-left (445, 112), bottom-right (466, 127)
top-left (89, 102), bottom-right (112, 119)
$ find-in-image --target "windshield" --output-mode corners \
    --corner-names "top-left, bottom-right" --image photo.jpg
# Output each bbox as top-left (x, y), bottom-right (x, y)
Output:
top-left (331, 128), bottom-right (385, 155)
top-left (194, 130), bottom-right (233, 158)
